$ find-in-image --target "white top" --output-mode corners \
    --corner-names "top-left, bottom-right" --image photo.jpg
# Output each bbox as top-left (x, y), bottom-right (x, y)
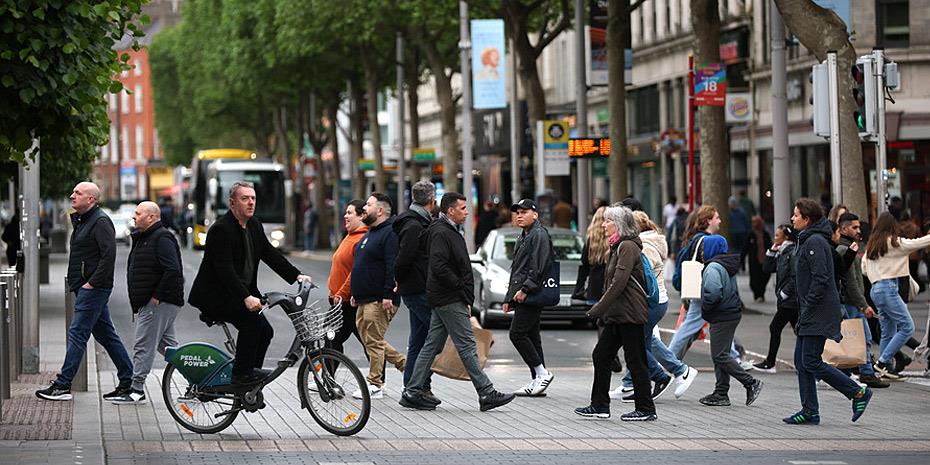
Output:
top-left (861, 234), bottom-right (930, 283)
top-left (640, 230), bottom-right (669, 304)
top-left (663, 203), bottom-right (678, 229)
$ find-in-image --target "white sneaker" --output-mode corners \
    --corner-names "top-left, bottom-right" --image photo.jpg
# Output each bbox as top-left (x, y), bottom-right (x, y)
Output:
top-left (530, 371), bottom-right (554, 396)
top-left (738, 359), bottom-right (755, 371)
top-left (608, 385), bottom-right (633, 400)
top-left (352, 384), bottom-right (383, 399)
top-left (673, 366), bottom-right (698, 399)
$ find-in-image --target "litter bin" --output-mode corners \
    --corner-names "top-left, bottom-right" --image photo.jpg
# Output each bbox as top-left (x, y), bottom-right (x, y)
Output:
top-left (50, 227), bottom-right (68, 253)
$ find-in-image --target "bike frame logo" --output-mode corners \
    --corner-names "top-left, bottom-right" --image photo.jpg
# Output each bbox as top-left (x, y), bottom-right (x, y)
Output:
top-left (179, 354), bottom-right (216, 368)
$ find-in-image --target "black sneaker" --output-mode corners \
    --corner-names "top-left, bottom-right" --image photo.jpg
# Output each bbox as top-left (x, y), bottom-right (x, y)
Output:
top-left (699, 393), bottom-right (731, 406)
top-left (858, 374), bottom-right (890, 389)
top-left (874, 362), bottom-right (904, 380)
top-left (479, 390), bottom-right (516, 412)
top-left (574, 405), bottom-right (610, 419)
top-left (399, 390), bottom-right (437, 411)
top-left (421, 389), bottom-right (442, 406)
top-left (752, 361), bottom-right (776, 374)
top-left (651, 377), bottom-right (673, 400)
top-left (892, 352), bottom-right (912, 374)
top-left (851, 386), bottom-right (873, 422)
top-left (620, 410), bottom-right (657, 421)
top-left (36, 382), bottom-right (72, 401)
top-left (102, 384), bottom-right (131, 401)
top-left (783, 410), bottom-right (820, 425)
top-left (110, 389), bottom-right (147, 405)
top-left (745, 379), bottom-right (763, 406)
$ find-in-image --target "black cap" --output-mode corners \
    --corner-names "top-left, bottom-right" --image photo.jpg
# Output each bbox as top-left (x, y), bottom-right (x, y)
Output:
top-left (510, 199), bottom-right (538, 212)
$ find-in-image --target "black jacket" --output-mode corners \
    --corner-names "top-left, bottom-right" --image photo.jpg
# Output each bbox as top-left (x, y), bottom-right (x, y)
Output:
top-left (67, 206), bottom-right (116, 291)
top-left (763, 241), bottom-right (799, 309)
top-left (573, 242), bottom-right (607, 301)
top-left (505, 220), bottom-right (555, 304)
top-left (425, 217), bottom-right (475, 307)
top-left (392, 207), bottom-right (431, 296)
top-left (701, 253), bottom-right (743, 324)
top-left (793, 218), bottom-right (843, 340)
top-left (350, 216), bottom-right (399, 305)
top-left (127, 222), bottom-right (184, 312)
top-left (188, 212), bottom-right (300, 318)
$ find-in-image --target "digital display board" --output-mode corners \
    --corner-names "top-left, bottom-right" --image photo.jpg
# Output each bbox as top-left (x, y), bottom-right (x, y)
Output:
top-left (568, 138), bottom-right (611, 158)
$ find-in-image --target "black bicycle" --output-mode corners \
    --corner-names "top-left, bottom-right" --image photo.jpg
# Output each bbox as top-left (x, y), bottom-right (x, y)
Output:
top-left (161, 280), bottom-right (370, 436)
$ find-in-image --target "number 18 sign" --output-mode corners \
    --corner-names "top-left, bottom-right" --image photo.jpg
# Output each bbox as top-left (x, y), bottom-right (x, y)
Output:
top-left (694, 63), bottom-right (726, 106)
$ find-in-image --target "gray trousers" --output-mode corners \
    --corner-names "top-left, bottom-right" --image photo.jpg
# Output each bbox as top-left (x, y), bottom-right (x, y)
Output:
top-left (131, 301), bottom-right (180, 391)
top-left (406, 301), bottom-right (494, 397)
top-left (709, 318), bottom-right (755, 396)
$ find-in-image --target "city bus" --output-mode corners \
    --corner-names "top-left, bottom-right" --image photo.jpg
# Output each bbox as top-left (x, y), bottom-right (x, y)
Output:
top-left (190, 149), bottom-right (290, 249)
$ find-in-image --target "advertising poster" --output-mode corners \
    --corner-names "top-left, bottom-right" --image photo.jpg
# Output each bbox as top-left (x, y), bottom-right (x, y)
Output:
top-left (471, 19), bottom-right (506, 109)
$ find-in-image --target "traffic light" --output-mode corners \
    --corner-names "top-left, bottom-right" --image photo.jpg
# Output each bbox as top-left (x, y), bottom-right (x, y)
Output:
top-left (810, 63), bottom-right (831, 138)
top-left (851, 56), bottom-right (878, 139)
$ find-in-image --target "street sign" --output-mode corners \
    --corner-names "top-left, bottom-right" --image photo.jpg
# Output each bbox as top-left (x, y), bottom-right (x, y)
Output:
top-left (412, 148), bottom-right (436, 163)
top-left (543, 121), bottom-right (569, 176)
top-left (358, 159), bottom-right (375, 170)
top-left (694, 63), bottom-right (726, 106)
top-left (568, 138), bottom-right (610, 158)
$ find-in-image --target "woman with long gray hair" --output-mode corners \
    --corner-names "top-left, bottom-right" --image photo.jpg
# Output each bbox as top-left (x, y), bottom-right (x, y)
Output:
top-left (575, 205), bottom-right (656, 421)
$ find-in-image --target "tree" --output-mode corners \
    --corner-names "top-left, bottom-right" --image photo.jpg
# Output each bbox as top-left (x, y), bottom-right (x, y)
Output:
top-left (775, 0), bottom-right (868, 217)
top-left (0, 1), bottom-right (146, 193)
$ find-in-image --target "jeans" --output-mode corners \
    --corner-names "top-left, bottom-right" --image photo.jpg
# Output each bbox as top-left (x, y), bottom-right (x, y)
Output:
top-left (622, 302), bottom-right (687, 388)
top-left (709, 318), bottom-right (756, 396)
top-left (842, 304), bottom-right (875, 376)
top-left (407, 301), bottom-right (494, 397)
top-left (870, 279), bottom-right (915, 364)
top-left (57, 288), bottom-right (133, 387)
top-left (509, 304), bottom-right (545, 378)
top-left (304, 232), bottom-right (315, 251)
top-left (795, 335), bottom-right (861, 414)
top-left (130, 301), bottom-right (180, 391)
top-left (668, 300), bottom-right (739, 360)
top-left (592, 323), bottom-right (655, 414)
top-left (402, 294), bottom-right (432, 389)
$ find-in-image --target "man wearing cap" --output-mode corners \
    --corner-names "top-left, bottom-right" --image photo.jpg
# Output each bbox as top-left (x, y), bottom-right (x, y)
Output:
top-left (504, 199), bottom-right (556, 396)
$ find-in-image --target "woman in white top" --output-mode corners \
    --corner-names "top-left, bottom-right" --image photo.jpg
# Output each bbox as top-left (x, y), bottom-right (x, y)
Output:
top-left (862, 212), bottom-right (930, 377)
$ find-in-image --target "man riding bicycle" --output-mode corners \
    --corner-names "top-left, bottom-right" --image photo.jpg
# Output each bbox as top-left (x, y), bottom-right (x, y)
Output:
top-left (188, 181), bottom-right (312, 385)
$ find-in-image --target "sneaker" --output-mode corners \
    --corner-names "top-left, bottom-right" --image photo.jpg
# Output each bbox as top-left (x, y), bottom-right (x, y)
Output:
top-left (421, 389), bottom-right (442, 406)
top-left (673, 367), bottom-right (698, 398)
top-left (479, 390), bottom-right (516, 412)
top-left (745, 380), bottom-right (763, 406)
top-left (352, 384), bottom-right (383, 400)
top-left (851, 386), bottom-right (873, 422)
top-left (874, 362), bottom-right (904, 380)
top-left (651, 377), bottom-right (673, 400)
top-left (738, 359), bottom-right (755, 371)
top-left (783, 410), bottom-right (820, 425)
top-left (102, 384), bottom-right (131, 401)
top-left (110, 389), bottom-right (147, 405)
top-left (399, 390), bottom-right (437, 411)
top-left (892, 352), bottom-right (912, 374)
top-left (609, 385), bottom-right (633, 401)
top-left (574, 405), bottom-right (610, 419)
top-left (752, 361), bottom-right (776, 374)
top-left (36, 382), bottom-right (72, 401)
top-left (699, 393), bottom-right (730, 406)
top-left (514, 379), bottom-right (539, 397)
top-left (858, 374), bottom-right (890, 389)
top-left (620, 410), bottom-right (657, 421)
top-left (621, 391), bottom-right (637, 403)
top-left (530, 371), bottom-right (554, 396)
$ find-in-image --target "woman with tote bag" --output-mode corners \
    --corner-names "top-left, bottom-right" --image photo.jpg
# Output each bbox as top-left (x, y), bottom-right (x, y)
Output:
top-left (668, 206), bottom-right (720, 359)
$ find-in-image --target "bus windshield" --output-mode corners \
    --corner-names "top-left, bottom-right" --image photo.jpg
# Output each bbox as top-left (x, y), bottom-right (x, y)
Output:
top-left (216, 170), bottom-right (286, 224)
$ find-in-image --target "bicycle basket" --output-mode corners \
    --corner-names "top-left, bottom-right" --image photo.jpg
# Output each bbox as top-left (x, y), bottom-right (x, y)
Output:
top-left (289, 299), bottom-right (343, 342)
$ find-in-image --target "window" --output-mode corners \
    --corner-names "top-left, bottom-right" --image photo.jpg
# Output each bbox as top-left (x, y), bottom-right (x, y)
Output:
top-left (110, 126), bottom-right (118, 163)
top-left (108, 93), bottom-right (117, 112)
top-left (121, 126), bottom-right (130, 161)
top-left (630, 85), bottom-right (660, 135)
top-left (135, 125), bottom-right (144, 160)
top-left (134, 85), bottom-right (143, 113)
top-left (121, 90), bottom-right (129, 114)
top-left (133, 58), bottom-right (142, 77)
top-left (877, 0), bottom-right (909, 48)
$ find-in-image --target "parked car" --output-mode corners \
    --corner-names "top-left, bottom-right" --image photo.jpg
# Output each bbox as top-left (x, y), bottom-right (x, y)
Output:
top-left (110, 213), bottom-right (132, 245)
top-left (469, 227), bottom-right (591, 328)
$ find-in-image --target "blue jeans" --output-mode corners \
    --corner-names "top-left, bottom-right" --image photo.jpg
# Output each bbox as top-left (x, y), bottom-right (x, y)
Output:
top-left (57, 288), bottom-right (133, 387)
top-left (668, 300), bottom-right (739, 360)
top-left (794, 335), bottom-right (861, 414)
top-left (842, 304), bottom-right (875, 376)
top-left (622, 302), bottom-right (687, 387)
top-left (870, 279), bottom-right (915, 364)
top-left (401, 294), bottom-right (432, 389)
top-left (304, 232), bottom-right (315, 252)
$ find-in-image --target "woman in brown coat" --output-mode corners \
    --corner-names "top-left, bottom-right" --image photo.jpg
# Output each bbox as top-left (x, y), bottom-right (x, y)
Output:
top-left (574, 205), bottom-right (657, 422)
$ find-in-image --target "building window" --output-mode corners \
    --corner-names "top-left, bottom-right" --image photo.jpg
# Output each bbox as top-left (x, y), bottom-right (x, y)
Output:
top-left (135, 125), bottom-right (144, 161)
top-left (108, 93), bottom-right (117, 112)
top-left (877, 0), bottom-right (909, 48)
top-left (110, 126), bottom-right (119, 163)
top-left (121, 126), bottom-right (130, 161)
top-left (630, 85), bottom-right (660, 135)
top-left (121, 90), bottom-right (129, 114)
top-left (133, 58), bottom-right (142, 76)
top-left (134, 85), bottom-right (143, 113)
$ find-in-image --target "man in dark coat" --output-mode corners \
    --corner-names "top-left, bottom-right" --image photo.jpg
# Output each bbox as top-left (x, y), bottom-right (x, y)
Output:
top-left (783, 198), bottom-right (873, 425)
top-left (188, 181), bottom-right (311, 384)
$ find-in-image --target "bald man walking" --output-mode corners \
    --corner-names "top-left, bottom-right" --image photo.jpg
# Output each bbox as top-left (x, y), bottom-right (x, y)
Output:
top-left (110, 202), bottom-right (184, 404)
top-left (38, 182), bottom-right (133, 401)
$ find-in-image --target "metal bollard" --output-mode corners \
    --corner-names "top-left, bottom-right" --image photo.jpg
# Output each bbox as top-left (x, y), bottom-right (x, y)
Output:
top-left (0, 281), bottom-right (8, 422)
top-left (0, 272), bottom-right (18, 380)
top-left (12, 271), bottom-right (23, 377)
top-left (65, 277), bottom-right (87, 391)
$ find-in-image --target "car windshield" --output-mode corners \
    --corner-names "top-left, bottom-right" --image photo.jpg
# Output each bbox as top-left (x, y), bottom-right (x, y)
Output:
top-left (492, 232), bottom-right (584, 261)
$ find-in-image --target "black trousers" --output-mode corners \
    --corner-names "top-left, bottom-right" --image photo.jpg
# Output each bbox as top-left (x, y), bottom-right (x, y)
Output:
top-left (591, 323), bottom-right (655, 414)
top-left (509, 304), bottom-right (545, 377)
top-left (763, 305), bottom-right (799, 365)
top-left (710, 318), bottom-right (756, 396)
top-left (220, 308), bottom-right (273, 376)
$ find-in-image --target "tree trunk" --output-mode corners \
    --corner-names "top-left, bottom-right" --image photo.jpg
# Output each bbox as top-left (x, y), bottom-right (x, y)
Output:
top-left (349, 80), bottom-right (366, 199)
top-left (607, 0), bottom-right (630, 202)
top-left (406, 46), bottom-right (422, 182)
top-left (307, 95), bottom-right (330, 250)
top-left (414, 31), bottom-right (459, 192)
top-left (326, 100), bottom-right (344, 242)
top-left (362, 51), bottom-right (387, 193)
top-left (691, 0), bottom-right (730, 236)
top-left (775, 0), bottom-right (868, 217)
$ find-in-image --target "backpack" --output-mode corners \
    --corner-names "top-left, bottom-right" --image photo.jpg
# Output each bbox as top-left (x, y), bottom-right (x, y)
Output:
top-left (631, 253), bottom-right (660, 310)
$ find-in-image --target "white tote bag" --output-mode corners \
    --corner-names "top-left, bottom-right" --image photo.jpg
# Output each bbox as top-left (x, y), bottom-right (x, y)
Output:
top-left (680, 236), bottom-right (705, 300)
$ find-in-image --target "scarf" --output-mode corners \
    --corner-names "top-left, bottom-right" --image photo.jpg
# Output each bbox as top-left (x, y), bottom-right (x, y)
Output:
top-left (608, 231), bottom-right (621, 246)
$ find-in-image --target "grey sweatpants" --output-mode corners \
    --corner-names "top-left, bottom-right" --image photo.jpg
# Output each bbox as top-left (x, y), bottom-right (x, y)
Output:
top-left (131, 301), bottom-right (180, 391)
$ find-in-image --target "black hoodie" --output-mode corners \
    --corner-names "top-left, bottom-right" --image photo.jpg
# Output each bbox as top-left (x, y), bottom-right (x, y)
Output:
top-left (701, 253), bottom-right (743, 323)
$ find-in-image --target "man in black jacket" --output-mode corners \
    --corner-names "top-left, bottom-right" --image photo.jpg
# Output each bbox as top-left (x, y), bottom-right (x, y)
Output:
top-left (400, 192), bottom-right (515, 412)
top-left (38, 182), bottom-right (133, 402)
top-left (188, 181), bottom-right (311, 384)
top-left (393, 181), bottom-right (436, 391)
top-left (110, 202), bottom-right (185, 404)
top-left (503, 199), bottom-right (555, 397)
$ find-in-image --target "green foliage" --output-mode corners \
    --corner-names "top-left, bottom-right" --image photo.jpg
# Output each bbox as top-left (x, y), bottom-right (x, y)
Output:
top-left (0, 0), bottom-right (146, 193)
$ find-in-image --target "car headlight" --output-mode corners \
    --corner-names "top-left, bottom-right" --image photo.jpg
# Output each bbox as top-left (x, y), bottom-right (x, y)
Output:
top-left (197, 232), bottom-right (207, 245)
top-left (271, 230), bottom-right (285, 241)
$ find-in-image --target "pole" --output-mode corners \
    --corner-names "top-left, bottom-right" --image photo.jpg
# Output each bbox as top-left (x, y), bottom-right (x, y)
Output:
top-left (459, 1), bottom-right (475, 252)
top-left (575, 0), bottom-right (590, 233)
top-left (20, 139), bottom-right (39, 374)
top-left (827, 51), bottom-right (842, 204)
top-left (687, 54), bottom-right (696, 211)
top-left (535, 120), bottom-right (545, 195)
top-left (509, 38), bottom-right (521, 205)
top-left (396, 32), bottom-right (406, 213)
top-left (874, 48), bottom-right (887, 214)
top-left (770, 0), bottom-right (791, 224)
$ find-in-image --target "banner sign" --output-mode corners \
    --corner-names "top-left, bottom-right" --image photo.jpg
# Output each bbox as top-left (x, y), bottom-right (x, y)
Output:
top-left (694, 63), bottom-right (726, 106)
top-left (587, 0), bottom-right (631, 86)
top-left (471, 19), bottom-right (506, 109)
top-left (568, 138), bottom-right (611, 158)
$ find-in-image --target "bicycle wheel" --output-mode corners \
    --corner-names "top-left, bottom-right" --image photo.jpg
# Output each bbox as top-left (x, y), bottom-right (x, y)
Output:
top-left (161, 363), bottom-right (240, 434)
top-left (298, 348), bottom-right (370, 436)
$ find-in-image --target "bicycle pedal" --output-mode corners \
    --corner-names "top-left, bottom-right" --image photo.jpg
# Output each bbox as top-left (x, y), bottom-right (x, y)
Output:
top-left (277, 359), bottom-right (294, 368)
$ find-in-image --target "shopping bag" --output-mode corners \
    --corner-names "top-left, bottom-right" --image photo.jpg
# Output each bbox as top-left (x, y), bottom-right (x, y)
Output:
top-left (680, 236), bottom-right (706, 300)
top-left (431, 317), bottom-right (495, 381)
top-left (823, 319), bottom-right (868, 369)
top-left (523, 261), bottom-right (561, 307)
